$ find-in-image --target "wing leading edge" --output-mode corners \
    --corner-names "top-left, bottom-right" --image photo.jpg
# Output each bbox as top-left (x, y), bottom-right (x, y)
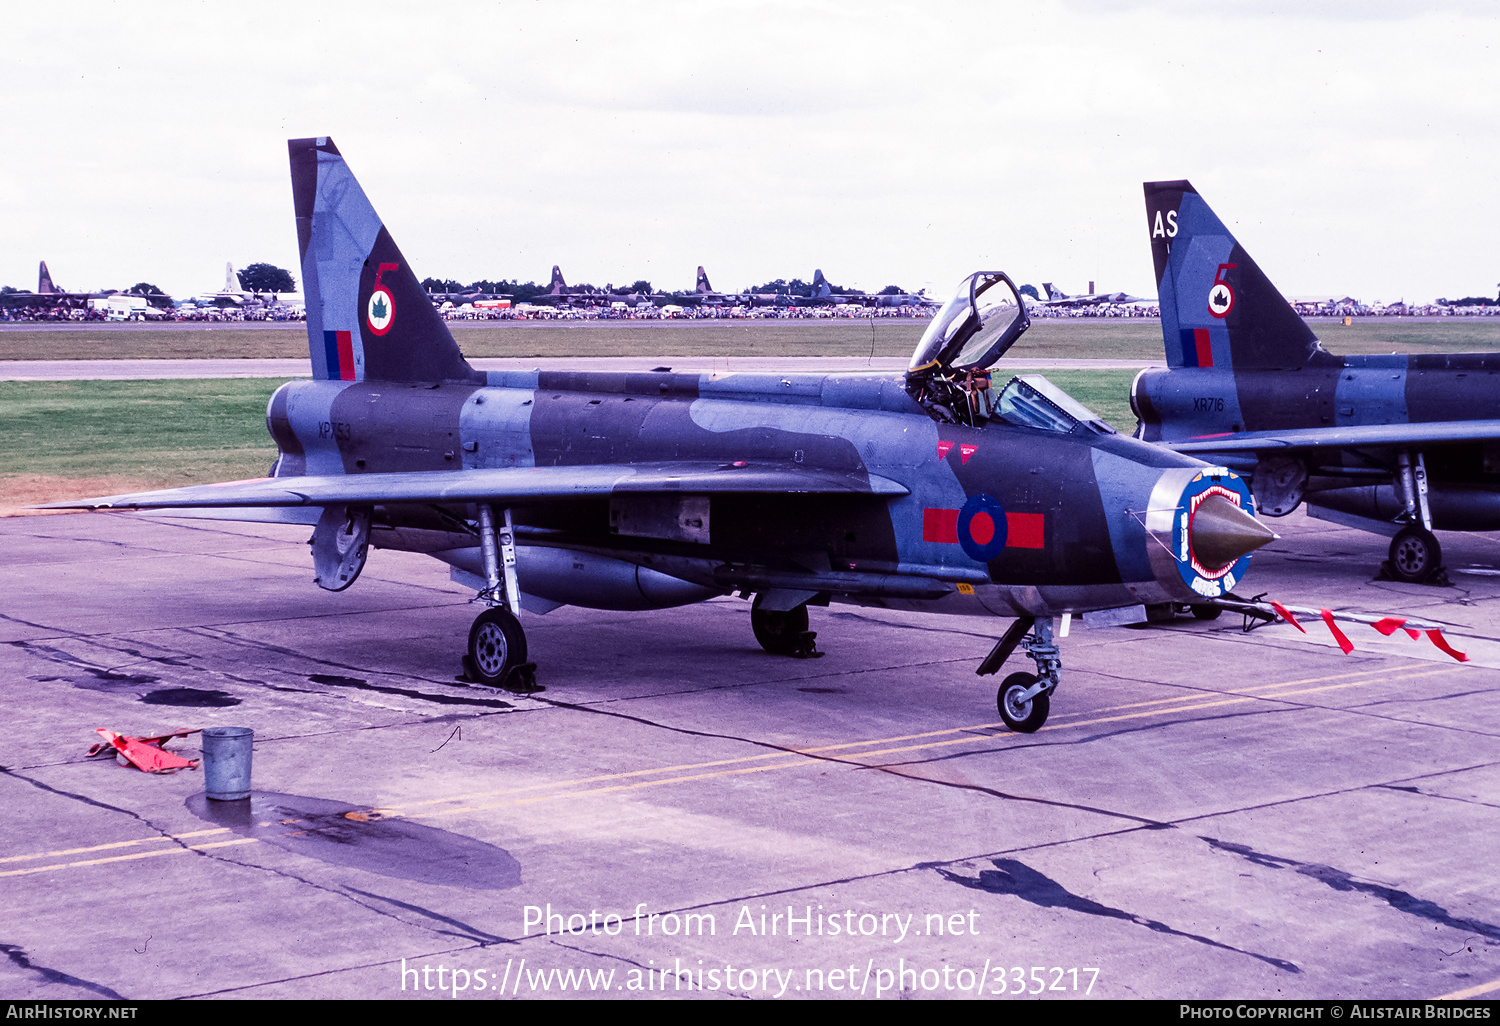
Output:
top-left (1164, 419), bottom-right (1500, 456)
top-left (39, 462), bottom-right (910, 512)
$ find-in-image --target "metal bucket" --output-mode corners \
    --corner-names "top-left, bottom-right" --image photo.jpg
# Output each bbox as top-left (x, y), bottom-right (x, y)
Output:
top-left (202, 726), bottom-right (253, 800)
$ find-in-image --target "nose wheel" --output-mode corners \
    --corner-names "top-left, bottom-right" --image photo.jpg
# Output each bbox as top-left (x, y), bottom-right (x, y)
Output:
top-left (997, 671), bottom-right (1050, 733)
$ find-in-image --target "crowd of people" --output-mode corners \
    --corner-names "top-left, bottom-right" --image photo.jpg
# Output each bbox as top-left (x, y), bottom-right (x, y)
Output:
top-left (4, 292), bottom-right (1494, 324)
top-left (1291, 299), bottom-right (1500, 318)
top-left (435, 301), bottom-right (936, 322)
top-left (0, 298), bottom-right (306, 323)
top-left (1028, 302), bottom-right (1160, 318)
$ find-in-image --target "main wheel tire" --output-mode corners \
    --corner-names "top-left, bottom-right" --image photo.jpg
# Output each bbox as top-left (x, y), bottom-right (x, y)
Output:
top-left (1389, 526), bottom-right (1442, 583)
top-left (750, 594), bottom-right (809, 655)
top-left (997, 671), bottom-right (1051, 733)
top-left (467, 607), bottom-right (528, 686)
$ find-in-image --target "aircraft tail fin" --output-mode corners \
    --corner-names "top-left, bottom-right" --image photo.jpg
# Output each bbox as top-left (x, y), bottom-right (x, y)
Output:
top-left (696, 266), bottom-right (712, 293)
top-left (289, 137), bottom-right (480, 384)
top-left (1144, 180), bottom-right (1324, 370)
top-left (226, 262), bottom-right (238, 292)
top-left (548, 265), bottom-right (566, 295)
top-left (37, 261), bottom-right (56, 295)
top-left (812, 268), bottom-right (831, 299)
top-left (1042, 282), bottom-right (1066, 301)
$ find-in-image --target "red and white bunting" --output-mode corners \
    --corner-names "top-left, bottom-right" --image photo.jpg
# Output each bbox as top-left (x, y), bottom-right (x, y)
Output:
top-left (1265, 604), bottom-right (1469, 662)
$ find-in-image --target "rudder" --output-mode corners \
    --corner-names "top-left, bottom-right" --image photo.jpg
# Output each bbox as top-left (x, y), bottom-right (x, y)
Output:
top-left (290, 137), bottom-right (480, 384)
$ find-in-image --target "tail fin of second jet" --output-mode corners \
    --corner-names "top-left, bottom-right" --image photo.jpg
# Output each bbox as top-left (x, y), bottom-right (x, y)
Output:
top-left (1144, 180), bottom-right (1326, 370)
top-left (289, 137), bottom-right (480, 384)
top-left (696, 266), bottom-right (713, 293)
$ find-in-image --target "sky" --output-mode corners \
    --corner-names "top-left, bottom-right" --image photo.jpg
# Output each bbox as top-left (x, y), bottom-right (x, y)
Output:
top-left (2, 0), bottom-right (1496, 305)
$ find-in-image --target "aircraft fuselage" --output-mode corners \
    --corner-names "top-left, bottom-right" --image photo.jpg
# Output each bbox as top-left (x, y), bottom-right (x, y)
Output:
top-left (268, 368), bottom-right (1221, 618)
top-left (1133, 355), bottom-right (1500, 531)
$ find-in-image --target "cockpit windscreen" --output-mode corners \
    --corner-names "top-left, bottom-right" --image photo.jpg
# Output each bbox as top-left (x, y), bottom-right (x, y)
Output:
top-left (993, 375), bottom-right (1116, 434)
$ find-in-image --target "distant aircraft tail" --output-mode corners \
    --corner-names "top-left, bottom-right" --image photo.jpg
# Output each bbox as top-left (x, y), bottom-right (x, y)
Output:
top-left (226, 262), bottom-right (238, 292)
top-left (1042, 282), bottom-right (1068, 301)
top-left (289, 137), bottom-right (480, 384)
top-left (37, 261), bottom-right (56, 295)
top-left (812, 268), bottom-right (831, 299)
top-left (1144, 180), bottom-right (1326, 370)
top-left (696, 266), bottom-right (713, 293)
top-left (548, 265), bottom-right (566, 295)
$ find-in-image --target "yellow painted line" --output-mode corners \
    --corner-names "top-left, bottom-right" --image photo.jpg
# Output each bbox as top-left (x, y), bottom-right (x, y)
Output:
top-left (375, 668), bottom-right (1452, 819)
top-left (1063, 668), bottom-right (1381, 717)
top-left (435, 760), bottom-right (816, 815)
top-left (372, 668), bottom-right (1393, 818)
top-left (405, 667), bottom-right (1466, 818)
top-left (1038, 666), bottom-right (1461, 736)
top-left (369, 720), bottom-right (1043, 815)
top-left (1435, 975), bottom-right (1500, 1000)
top-left (5, 664), bottom-right (1468, 871)
top-left (1, 837), bottom-right (258, 878)
top-left (0, 827), bottom-right (232, 865)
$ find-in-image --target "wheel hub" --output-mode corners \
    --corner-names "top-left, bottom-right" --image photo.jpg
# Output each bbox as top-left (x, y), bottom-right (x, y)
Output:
top-left (474, 622), bottom-right (509, 676)
top-left (1394, 537), bottom-right (1428, 575)
top-left (1004, 687), bottom-right (1033, 720)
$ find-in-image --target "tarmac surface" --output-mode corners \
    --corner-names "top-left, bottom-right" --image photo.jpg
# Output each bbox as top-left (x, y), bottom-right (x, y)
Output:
top-left (1, 508), bottom-right (1496, 1001)
top-left (0, 356), bottom-right (1161, 380)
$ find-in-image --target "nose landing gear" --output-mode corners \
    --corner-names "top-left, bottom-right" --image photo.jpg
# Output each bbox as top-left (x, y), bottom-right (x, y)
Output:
top-left (977, 615), bottom-right (1059, 732)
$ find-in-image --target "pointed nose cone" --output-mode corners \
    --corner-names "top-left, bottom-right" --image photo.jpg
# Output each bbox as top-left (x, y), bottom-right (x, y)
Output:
top-left (1191, 494), bottom-right (1278, 570)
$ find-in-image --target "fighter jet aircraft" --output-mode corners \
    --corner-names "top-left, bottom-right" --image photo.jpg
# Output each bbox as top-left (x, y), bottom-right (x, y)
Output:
top-left (1133, 179), bottom-right (1499, 584)
top-left (43, 140), bottom-right (1276, 732)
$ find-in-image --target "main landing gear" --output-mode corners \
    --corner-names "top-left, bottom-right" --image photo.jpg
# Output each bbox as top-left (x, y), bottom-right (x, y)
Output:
top-left (1388, 525), bottom-right (1443, 584)
top-left (462, 504), bottom-right (541, 692)
top-left (977, 615), bottom-right (1059, 733)
top-left (1384, 450), bottom-right (1447, 585)
top-left (750, 593), bottom-right (821, 658)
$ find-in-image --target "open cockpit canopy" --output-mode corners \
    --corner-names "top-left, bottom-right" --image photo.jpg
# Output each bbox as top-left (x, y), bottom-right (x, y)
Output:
top-left (907, 271), bottom-right (1029, 376)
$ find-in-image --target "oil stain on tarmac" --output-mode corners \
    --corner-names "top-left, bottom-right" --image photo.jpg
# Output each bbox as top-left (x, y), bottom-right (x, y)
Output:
top-left (185, 790), bottom-right (522, 890)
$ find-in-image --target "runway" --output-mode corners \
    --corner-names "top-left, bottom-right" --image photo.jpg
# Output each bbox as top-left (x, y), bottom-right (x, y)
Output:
top-left (1, 508), bottom-right (1496, 1000)
top-left (0, 356), bottom-right (1162, 381)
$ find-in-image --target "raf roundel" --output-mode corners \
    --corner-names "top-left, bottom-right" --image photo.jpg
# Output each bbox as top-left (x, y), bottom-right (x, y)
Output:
top-left (957, 493), bottom-right (1008, 563)
top-left (367, 286), bottom-right (395, 336)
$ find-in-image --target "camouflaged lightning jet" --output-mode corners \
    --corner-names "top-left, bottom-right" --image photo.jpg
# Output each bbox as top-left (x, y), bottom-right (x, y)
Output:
top-left (45, 139), bottom-right (1277, 732)
top-left (1133, 180), bottom-right (1500, 585)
